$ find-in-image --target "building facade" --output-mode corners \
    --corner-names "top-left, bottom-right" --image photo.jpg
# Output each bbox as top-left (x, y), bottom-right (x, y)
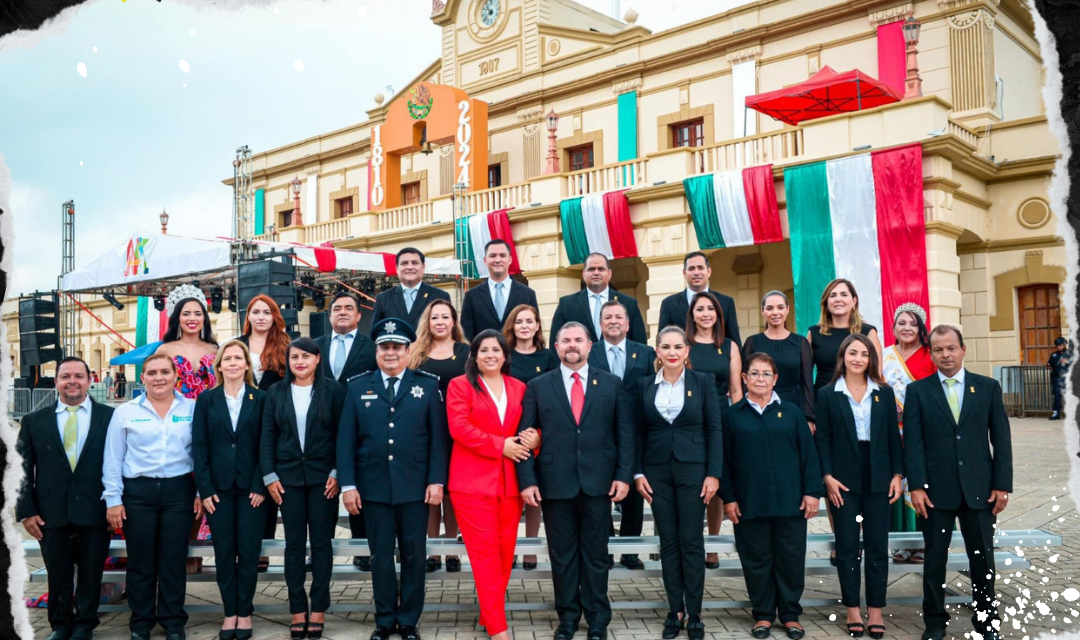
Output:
top-left (6, 0), bottom-right (1065, 379)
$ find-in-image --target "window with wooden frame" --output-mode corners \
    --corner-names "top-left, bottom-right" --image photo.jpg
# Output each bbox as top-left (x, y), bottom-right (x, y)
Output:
top-left (401, 181), bottom-right (421, 205)
top-left (568, 144), bottom-right (595, 172)
top-left (671, 118), bottom-right (705, 148)
top-left (335, 196), bottom-right (354, 219)
top-left (488, 164), bottom-right (502, 189)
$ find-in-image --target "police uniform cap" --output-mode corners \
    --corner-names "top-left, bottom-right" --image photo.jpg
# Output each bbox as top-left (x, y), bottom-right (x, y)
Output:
top-left (372, 317), bottom-right (416, 345)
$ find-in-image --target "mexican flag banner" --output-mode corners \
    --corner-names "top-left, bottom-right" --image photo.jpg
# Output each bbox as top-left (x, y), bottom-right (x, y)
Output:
top-left (683, 165), bottom-right (782, 249)
top-left (559, 191), bottom-right (637, 265)
top-left (454, 208), bottom-right (521, 279)
top-left (784, 143), bottom-right (928, 344)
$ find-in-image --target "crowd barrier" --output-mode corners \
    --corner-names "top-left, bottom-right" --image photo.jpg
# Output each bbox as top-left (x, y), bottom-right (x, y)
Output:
top-left (999, 365), bottom-right (1054, 417)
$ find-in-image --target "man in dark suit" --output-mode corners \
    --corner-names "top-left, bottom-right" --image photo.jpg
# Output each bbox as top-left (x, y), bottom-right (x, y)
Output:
top-left (17, 357), bottom-right (115, 640)
top-left (460, 239), bottom-right (538, 340)
top-left (657, 252), bottom-right (740, 346)
top-left (517, 322), bottom-right (635, 640)
top-left (371, 247), bottom-right (452, 332)
top-left (905, 325), bottom-right (1013, 640)
top-left (338, 318), bottom-right (450, 640)
top-left (313, 291), bottom-right (377, 570)
top-left (587, 300), bottom-right (655, 571)
top-left (549, 253), bottom-right (647, 346)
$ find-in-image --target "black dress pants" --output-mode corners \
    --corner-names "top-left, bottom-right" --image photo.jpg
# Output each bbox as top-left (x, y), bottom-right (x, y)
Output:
top-left (364, 500), bottom-right (429, 628)
top-left (122, 475), bottom-right (196, 634)
top-left (541, 492), bottom-right (613, 627)
top-left (829, 442), bottom-right (891, 608)
top-left (645, 461), bottom-right (707, 616)
top-left (922, 498), bottom-right (998, 634)
top-left (610, 486), bottom-right (644, 540)
top-left (733, 515), bottom-right (807, 624)
top-left (40, 524), bottom-right (111, 633)
top-left (206, 485), bottom-right (269, 617)
top-left (1053, 377), bottom-right (1065, 413)
top-left (262, 502), bottom-right (279, 541)
top-left (279, 484), bottom-right (338, 614)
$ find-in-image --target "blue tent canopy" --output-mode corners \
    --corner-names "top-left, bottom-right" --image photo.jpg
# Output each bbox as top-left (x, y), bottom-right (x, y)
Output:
top-left (109, 341), bottom-right (163, 366)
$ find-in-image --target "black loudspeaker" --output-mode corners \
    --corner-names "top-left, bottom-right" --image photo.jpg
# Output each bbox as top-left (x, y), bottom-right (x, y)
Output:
top-left (19, 292), bottom-right (61, 366)
top-left (237, 258), bottom-right (299, 331)
top-left (308, 312), bottom-right (331, 339)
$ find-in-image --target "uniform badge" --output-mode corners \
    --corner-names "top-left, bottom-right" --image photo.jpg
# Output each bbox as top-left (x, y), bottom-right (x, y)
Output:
top-left (365, 402), bottom-right (371, 408)
top-left (385, 321), bottom-right (398, 333)
top-left (411, 385), bottom-right (424, 399)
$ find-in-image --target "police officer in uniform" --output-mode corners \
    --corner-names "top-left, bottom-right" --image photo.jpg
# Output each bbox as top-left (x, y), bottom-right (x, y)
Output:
top-left (1048, 337), bottom-right (1071, 421)
top-left (338, 318), bottom-right (451, 640)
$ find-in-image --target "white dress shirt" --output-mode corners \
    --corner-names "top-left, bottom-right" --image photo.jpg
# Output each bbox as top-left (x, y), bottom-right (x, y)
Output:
top-left (250, 352), bottom-right (264, 384)
top-left (835, 377), bottom-right (879, 441)
top-left (102, 391), bottom-right (195, 508)
top-left (401, 283), bottom-right (421, 309)
top-left (654, 369), bottom-right (686, 424)
top-left (328, 329), bottom-right (359, 372)
top-left (686, 287), bottom-right (710, 305)
top-left (589, 287), bottom-right (611, 315)
top-left (604, 338), bottom-right (628, 376)
top-left (487, 277), bottom-right (511, 301)
top-left (224, 386), bottom-right (244, 431)
top-left (55, 396), bottom-right (93, 460)
top-left (747, 392), bottom-right (782, 415)
top-left (938, 368), bottom-right (966, 412)
top-left (560, 364), bottom-right (590, 400)
top-left (291, 384), bottom-right (313, 451)
top-left (481, 378), bottom-right (508, 423)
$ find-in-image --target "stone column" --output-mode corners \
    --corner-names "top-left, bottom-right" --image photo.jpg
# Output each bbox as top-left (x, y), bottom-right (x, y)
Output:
top-left (522, 268), bottom-right (583, 333)
top-left (641, 256), bottom-right (686, 337)
top-left (940, 0), bottom-right (1000, 128)
top-left (732, 249), bottom-right (765, 338)
top-left (924, 221), bottom-right (964, 328)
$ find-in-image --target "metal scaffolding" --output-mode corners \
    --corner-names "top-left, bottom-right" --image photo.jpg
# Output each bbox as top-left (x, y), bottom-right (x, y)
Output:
top-left (451, 181), bottom-right (472, 307)
top-left (58, 200), bottom-right (76, 356)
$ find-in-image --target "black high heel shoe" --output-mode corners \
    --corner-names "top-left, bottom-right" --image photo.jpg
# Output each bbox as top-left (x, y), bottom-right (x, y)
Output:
top-left (308, 619), bottom-right (325, 640)
top-left (290, 616), bottom-right (308, 640)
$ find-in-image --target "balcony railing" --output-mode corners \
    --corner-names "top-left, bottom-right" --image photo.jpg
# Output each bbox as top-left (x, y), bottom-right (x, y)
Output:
top-left (377, 201), bottom-right (433, 231)
top-left (566, 158), bottom-right (648, 198)
top-left (692, 129), bottom-right (804, 174)
top-left (466, 182), bottom-right (533, 215)
top-left (304, 217), bottom-right (353, 244)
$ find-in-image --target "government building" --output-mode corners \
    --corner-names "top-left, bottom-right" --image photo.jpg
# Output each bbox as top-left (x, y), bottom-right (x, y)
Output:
top-left (6, 0), bottom-right (1065, 380)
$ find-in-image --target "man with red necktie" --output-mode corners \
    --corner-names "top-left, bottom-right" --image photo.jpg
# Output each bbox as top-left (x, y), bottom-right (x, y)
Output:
top-left (515, 322), bottom-right (635, 640)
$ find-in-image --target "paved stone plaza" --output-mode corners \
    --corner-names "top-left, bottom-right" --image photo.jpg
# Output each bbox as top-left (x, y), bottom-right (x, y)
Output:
top-left (19, 417), bottom-right (1080, 640)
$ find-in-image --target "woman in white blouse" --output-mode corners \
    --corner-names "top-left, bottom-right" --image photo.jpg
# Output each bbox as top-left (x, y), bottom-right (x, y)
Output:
top-left (192, 340), bottom-right (268, 640)
top-left (633, 327), bottom-right (722, 640)
top-left (103, 353), bottom-right (203, 640)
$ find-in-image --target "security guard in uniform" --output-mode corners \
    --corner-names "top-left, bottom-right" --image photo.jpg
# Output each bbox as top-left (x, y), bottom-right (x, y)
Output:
top-left (1048, 336), bottom-right (1071, 420)
top-left (337, 318), bottom-right (450, 640)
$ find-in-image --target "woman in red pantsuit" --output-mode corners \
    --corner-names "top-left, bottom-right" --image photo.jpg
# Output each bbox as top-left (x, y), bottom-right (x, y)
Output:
top-left (447, 329), bottom-right (531, 640)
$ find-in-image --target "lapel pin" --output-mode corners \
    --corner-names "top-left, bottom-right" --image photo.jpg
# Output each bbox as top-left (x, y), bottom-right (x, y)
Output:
top-left (778, 412), bottom-right (783, 418)
top-left (970, 386), bottom-right (975, 393)
top-left (423, 292), bottom-right (429, 298)
top-left (592, 379), bottom-right (598, 386)
top-left (451, 355), bottom-right (457, 360)
top-left (717, 347), bottom-right (723, 355)
top-left (687, 390), bottom-right (693, 397)
top-left (366, 390), bottom-right (373, 394)
top-left (632, 352), bottom-right (637, 359)
top-left (536, 366), bottom-right (541, 372)
top-left (874, 395), bottom-right (879, 403)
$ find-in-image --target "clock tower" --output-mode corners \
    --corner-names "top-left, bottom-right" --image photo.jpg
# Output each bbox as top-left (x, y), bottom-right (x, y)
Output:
top-left (430, 0), bottom-right (624, 90)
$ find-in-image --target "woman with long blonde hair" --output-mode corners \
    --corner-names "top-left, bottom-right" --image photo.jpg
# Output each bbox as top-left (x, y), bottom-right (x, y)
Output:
top-left (409, 299), bottom-right (469, 573)
top-left (807, 279), bottom-right (883, 392)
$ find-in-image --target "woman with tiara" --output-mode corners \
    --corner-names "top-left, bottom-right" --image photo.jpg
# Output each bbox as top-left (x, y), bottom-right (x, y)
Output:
top-left (880, 302), bottom-right (936, 564)
top-left (155, 283), bottom-right (220, 400)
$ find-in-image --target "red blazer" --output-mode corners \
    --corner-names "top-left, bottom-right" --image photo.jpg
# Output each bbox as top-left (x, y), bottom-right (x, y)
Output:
top-left (447, 374), bottom-right (526, 498)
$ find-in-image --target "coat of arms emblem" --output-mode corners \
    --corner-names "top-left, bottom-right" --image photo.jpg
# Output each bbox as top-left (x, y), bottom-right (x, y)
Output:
top-left (407, 84), bottom-right (433, 120)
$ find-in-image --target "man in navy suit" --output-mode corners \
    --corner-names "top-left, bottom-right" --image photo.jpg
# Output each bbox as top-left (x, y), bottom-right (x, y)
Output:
top-left (460, 239), bottom-right (538, 339)
top-left (657, 252), bottom-right (740, 346)
top-left (17, 357), bottom-right (115, 640)
top-left (586, 300), bottom-right (655, 571)
top-left (517, 322), bottom-right (635, 640)
top-left (338, 318), bottom-right (450, 640)
top-left (905, 325), bottom-right (1012, 640)
top-left (549, 253), bottom-right (647, 345)
top-left (371, 247), bottom-right (452, 332)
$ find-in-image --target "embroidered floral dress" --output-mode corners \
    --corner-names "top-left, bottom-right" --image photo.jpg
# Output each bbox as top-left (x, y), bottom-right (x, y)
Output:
top-left (173, 354), bottom-right (217, 400)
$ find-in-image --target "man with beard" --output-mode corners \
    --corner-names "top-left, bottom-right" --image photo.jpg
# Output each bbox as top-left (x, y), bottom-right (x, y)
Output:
top-left (17, 357), bottom-right (116, 640)
top-left (516, 322), bottom-right (635, 640)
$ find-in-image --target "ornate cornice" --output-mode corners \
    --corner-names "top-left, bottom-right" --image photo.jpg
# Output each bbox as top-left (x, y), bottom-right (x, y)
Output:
top-left (725, 44), bottom-right (761, 64)
top-left (937, 0), bottom-right (999, 10)
top-left (516, 105), bottom-right (544, 121)
top-left (868, 3), bottom-right (912, 27)
top-left (612, 77), bottom-right (643, 94)
top-left (946, 8), bottom-right (995, 30)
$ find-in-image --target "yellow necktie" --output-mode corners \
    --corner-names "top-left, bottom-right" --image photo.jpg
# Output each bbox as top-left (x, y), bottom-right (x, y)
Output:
top-left (944, 378), bottom-right (960, 423)
top-left (63, 406), bottom-right (79, 470)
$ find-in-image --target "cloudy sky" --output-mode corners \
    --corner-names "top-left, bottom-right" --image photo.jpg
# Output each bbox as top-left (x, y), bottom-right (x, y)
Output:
top-left (0, 0), bottom-right (749, 296)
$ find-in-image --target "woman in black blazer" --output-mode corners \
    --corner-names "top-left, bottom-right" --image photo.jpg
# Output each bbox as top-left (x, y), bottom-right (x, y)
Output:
top-left (260, 338), bottom-right (346, 640)
top-left (722, 352), bottom-right (822, 640)
top-left (814, 334), bottom-right (903, 639)
top-left (192, 340), bottom-right (268, 640)
top-left (634, 327), bottom-right (721, 640)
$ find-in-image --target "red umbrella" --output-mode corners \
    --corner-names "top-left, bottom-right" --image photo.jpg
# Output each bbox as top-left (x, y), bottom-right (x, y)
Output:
top-left (745, 66), bottom-right (902, 127)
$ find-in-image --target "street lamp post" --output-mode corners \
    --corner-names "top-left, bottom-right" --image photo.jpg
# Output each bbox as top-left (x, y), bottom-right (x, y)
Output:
top-left (544, 109), bottom-right (561, 175)
top-left (159, 208), bottom-right (169, 235)
top-left (290, 176), bottom-right (303, 226)
top-left (902, 17), bottom-right (923, 100)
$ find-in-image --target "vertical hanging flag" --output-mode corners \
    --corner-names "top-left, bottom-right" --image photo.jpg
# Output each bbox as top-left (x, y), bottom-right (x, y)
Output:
top-left (559, 190), bottom-right (637, 265)
top-left (457, 208), bottom-right (521, 278)
top-left (683, 165), bottom-right (782, 250)
top-left (784, 143), bottom-right (928, 342)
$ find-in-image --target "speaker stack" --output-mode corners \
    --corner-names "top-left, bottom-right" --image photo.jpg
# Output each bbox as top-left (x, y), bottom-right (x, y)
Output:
top-left (237, 257), bottom-right (300, 337)
top-left (18, 292), bottom-right (62, 366)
